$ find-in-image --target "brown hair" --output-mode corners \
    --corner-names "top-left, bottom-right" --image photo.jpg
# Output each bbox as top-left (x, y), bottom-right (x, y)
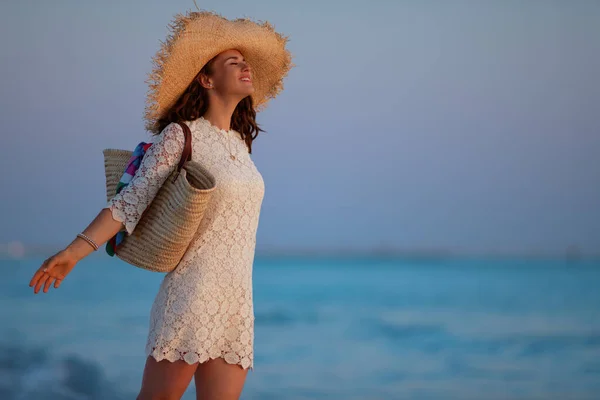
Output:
top-left (155, 56), bottom-right (264, 154)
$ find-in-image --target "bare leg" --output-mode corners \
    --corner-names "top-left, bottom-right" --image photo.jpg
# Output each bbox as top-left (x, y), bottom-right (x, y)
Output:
top-left (136, 355), bottom-right (199, 400)
top-left (194, 357), bottom-right (249, 400)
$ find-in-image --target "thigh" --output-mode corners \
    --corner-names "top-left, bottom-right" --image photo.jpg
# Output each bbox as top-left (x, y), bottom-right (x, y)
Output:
top-left (137, 355), bottom-right (199, 400)
top-left (194, 357), bottom-right (249, 400)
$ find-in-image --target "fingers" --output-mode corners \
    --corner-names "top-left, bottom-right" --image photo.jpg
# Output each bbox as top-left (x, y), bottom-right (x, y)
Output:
top-left (34, 273), bottom-right (50, 294)
top-left (29, 258), bottom-right (51, 288)
top-left (43, 276), bottom-right (55, 293)
top-left (30, 255), bottom-right (66, 294)
top-left (32, 272), bottom-right (62, 294)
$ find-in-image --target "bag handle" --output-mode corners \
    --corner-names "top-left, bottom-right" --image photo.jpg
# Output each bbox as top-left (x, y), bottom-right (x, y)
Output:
top-left (171, 121), bottom-right (193, 182)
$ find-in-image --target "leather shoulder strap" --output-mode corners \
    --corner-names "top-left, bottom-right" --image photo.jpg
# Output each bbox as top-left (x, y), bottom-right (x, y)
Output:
top-left (169, 121), bottom-right (192, 183)
top-left (175, 121), bottom-right (193, 173)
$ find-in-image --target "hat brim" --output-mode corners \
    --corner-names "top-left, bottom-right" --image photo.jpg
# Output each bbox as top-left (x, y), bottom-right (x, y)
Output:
top-left (143, 10), bottom-right (295, 133)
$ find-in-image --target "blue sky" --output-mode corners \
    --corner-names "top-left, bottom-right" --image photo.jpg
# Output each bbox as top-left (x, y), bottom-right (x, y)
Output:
top-left (1, 0), bottom-right (599, 257)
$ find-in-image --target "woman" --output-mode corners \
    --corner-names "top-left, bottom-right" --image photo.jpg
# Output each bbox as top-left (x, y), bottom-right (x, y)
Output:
top-left (28, 10), bottom-right (293, 400)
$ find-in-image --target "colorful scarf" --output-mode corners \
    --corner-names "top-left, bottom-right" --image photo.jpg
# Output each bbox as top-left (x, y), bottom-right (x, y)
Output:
top-left (106, 142), bottom-right (153, 256)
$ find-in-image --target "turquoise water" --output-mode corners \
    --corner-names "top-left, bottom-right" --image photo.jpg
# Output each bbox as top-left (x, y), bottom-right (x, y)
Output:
top-left (2, 255), bottom-right (600, 399)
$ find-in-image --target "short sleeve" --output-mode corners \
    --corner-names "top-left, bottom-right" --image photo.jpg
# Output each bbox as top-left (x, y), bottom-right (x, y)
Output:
top-left (105, 122), bottom-right (186, 234)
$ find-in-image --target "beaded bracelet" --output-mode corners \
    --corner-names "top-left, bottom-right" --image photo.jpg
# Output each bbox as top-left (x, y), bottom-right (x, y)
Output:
top-left (77, 233), bottom-right (99, 251)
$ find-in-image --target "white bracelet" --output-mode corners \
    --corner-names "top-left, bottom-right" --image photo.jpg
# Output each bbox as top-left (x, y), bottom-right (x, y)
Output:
top-left (77, 233), bottom-right (99, 251)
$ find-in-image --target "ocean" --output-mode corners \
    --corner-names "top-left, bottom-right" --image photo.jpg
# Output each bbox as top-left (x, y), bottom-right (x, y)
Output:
top-left (2, 255), bottom-right (599, 399)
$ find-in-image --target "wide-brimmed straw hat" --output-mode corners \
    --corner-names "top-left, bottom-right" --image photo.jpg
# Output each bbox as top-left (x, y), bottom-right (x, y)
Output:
top-left (144, 9), bottom-right (295, 133)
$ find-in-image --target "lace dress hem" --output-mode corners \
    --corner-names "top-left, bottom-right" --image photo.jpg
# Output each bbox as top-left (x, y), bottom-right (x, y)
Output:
top-left (146, 345), bottom-right (254, 371)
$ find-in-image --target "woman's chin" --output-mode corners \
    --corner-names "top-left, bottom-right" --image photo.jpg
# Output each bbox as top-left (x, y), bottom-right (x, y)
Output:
top-left (240, 87), bottom-right (255, 96)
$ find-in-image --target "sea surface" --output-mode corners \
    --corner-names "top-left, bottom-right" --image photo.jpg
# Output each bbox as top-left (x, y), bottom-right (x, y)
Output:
top-left (2, 254), bottom-right (599, 399)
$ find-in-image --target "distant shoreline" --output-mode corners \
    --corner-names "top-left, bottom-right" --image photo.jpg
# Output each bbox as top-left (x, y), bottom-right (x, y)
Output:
top-left (2, 243), bottom-right (599, 262)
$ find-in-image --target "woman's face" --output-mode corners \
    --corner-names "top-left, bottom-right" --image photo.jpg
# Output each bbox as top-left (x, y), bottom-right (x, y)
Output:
top-left (203, 49), bottom-right (254, 98)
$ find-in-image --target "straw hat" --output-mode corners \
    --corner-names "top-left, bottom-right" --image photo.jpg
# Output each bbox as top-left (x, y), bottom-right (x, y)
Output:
top-left (144, 9), bottom-right (295, 133)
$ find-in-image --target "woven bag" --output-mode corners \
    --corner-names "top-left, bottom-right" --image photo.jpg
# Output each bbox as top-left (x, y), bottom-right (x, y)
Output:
top-left (103, 122), bottom-right (216, 272)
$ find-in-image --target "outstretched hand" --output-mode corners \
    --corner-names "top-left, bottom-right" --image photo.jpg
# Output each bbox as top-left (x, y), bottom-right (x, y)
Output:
top-left (29, 249), bottom-right (78, 294)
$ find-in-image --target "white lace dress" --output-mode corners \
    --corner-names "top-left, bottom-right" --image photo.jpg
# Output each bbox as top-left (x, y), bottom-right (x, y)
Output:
top-left (105, 116), bottom-right (265, 370)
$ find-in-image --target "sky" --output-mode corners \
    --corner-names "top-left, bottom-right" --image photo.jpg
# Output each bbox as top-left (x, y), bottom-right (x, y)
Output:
top-left (1, 0), bottom-right (599, 257)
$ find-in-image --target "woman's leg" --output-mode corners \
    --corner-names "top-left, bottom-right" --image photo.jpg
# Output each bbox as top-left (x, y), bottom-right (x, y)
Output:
top-left (136, 355), bottom-right (199, 400)
top-left (193, 357), bottom-right (249, 400)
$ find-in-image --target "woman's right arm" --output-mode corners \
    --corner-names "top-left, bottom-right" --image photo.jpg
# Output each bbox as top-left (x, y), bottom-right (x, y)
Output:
top-left (29, 122), bottom-right (186, 294)
top-left (29, 208), bottom-right (124, 294)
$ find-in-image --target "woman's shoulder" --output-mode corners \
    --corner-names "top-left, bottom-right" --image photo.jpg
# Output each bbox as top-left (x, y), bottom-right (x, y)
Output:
top-left (188, 118), bottom-right (218, 143)
top-left (150, 121), bottom-right (188, 142)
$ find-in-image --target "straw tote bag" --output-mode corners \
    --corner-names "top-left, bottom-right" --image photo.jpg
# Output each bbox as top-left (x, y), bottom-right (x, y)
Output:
top-left (103, 122), bottom-right (217, 273)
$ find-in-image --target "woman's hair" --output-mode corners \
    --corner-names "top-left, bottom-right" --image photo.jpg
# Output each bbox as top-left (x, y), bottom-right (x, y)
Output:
top-left (155, 55), bottom-right (264, 154)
